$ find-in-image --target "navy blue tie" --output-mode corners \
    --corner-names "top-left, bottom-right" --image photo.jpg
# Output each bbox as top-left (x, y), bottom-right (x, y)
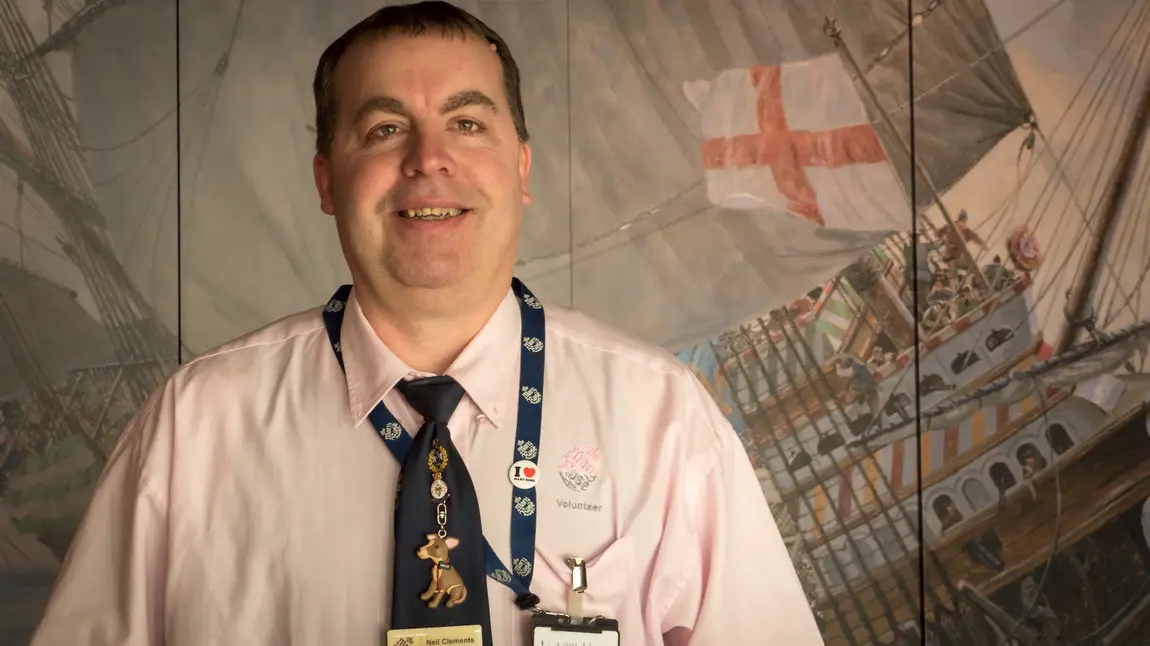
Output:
top-left (391, 376), bottom-right (492, 644)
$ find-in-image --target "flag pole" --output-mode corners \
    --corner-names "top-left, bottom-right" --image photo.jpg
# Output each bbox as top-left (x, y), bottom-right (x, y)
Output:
top-left (823, 18), bottom-right (990, 293)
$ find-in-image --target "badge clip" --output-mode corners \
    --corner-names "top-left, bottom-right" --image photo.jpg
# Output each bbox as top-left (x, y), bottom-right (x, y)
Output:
top-left (565, 556), bottom-right (587, 624)
top-left (531, 556), bottom-right (619, 644)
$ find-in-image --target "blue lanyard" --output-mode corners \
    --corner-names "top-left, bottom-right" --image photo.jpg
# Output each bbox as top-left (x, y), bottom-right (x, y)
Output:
top-left (321, 278), bottom-right (545, 605)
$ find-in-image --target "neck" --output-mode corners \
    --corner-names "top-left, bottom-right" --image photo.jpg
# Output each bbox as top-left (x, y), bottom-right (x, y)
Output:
top-left (357, 281), bottom-right (507, 374)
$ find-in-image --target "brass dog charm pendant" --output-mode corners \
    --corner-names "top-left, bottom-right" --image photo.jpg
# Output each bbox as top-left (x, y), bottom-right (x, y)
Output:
top-left (417, 533), bottom-right (467, 609)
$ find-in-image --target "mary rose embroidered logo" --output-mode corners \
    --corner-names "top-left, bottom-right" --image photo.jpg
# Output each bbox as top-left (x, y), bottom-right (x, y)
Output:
top-left (559, 445), bottom-right (601, 492)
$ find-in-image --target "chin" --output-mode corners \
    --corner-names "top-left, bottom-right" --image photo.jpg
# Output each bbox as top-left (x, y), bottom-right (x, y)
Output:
top-left (400, 275), bottom-right (465, 290)
top-left (392, 263), bottom-right (470, 291)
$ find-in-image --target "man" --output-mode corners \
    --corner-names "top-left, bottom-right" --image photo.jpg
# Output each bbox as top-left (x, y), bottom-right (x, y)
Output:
top-left (832, 355), bottom-right (881, 436)
top-left (942, 210), bottom-right (984, 282)
top-left (903, 230), bottom-right (938, 316)
top-left (30, 3), bottom-right (820, 645)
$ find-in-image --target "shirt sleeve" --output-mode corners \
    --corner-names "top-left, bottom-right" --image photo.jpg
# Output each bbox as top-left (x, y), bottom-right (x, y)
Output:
top-left (30, 396), bottom-right (170, 646)
top-left (656, 379), bottom-right (824, 645)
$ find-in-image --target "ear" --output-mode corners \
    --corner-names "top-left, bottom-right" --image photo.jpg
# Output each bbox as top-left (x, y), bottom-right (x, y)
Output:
top-left (444, 537), bottom-right (460, 549)
top-left (425, 533), bottom-right (439, 541)
top-left (518, 142), bottom-right (532, 205)
top-left (313, 153), bottom-right (335, 216)
top-left (682, 79), bottom-right (712, 114)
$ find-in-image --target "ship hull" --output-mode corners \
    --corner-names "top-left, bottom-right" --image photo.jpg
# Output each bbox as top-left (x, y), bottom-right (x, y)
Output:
top-left (814, 385), bottom-right (1150, 645)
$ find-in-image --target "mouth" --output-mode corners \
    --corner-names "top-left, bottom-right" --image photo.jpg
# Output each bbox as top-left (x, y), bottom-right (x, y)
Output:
top-left (397, 207), bottom-right (470, 221)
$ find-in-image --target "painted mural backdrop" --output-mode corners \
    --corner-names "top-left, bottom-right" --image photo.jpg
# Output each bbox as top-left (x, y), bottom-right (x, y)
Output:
top-left (2, 0), bottom-right (1150, 644)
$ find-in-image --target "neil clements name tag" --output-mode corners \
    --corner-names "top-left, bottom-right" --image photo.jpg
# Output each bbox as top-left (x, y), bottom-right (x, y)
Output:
top-left (386, 625), bottom-right (482, 646)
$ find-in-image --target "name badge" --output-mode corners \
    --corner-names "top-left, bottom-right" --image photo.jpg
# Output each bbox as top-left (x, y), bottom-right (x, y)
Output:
top-left (386, 625), bottom-right (482, 646)
top-left (531, 613), bottom-right (619, 646)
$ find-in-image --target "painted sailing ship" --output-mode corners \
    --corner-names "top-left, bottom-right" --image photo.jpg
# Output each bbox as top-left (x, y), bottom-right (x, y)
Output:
top-left (676, 1), bottom-right (1150, 644)
top-left (2, 0), bottom-right (1150, 644)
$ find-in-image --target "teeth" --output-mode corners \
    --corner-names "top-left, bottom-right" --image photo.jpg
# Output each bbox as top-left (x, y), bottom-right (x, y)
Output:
top-left (399, 207), bottom-right (464, 220)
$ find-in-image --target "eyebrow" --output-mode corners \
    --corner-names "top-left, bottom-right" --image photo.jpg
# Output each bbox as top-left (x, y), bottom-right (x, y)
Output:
top-left (353, 90), bottom-right (498, 125)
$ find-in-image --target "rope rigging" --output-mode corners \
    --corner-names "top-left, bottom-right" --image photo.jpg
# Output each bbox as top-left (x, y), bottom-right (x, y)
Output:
top-left (954, 0), bottom-right (1150, 340)
top-left (957, 0), bottom-right (1144, 268)
top-left (1041, 10), bottom-right (1150, 336)
top-left (0, 172), bottom-right (73, 266)
top-left (893, 0), bottom-right (1150, 382)
top-left (0, 0), bottom-right (178, 425)
top-left (718, 326), bottom-right (933, 645)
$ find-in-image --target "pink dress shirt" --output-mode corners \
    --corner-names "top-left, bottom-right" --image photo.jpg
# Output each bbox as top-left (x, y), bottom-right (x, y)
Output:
top-left (29, 287), bottom-right (822, 645)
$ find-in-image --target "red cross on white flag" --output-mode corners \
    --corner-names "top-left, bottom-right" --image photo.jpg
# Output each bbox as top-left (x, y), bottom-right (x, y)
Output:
top-left (684, 54), bottom-right (911, 232)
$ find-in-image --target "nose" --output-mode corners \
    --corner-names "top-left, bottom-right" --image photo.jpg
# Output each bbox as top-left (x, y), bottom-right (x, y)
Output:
top-left (401, 129), bottom-right (455, 178)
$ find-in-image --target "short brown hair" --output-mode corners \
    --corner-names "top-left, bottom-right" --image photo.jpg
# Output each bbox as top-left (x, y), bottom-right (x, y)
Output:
top-left (312, 1), bottom-right (529, 156)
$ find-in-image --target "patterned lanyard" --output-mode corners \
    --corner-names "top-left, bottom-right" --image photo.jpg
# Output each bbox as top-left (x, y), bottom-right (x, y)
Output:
top-left (322, 278), bottom-right (546, 606)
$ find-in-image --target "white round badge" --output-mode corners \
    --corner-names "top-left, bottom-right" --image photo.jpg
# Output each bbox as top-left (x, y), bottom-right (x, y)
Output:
top-left (508, 459), bottom-right (539, 490)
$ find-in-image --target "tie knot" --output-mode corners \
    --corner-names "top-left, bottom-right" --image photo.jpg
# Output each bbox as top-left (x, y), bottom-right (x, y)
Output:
top-left (395, 375), bottom-right (465, 425)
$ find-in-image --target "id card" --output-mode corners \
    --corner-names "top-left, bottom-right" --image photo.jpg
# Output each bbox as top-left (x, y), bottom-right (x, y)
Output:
top-left (386, 625), bottom-right (482, 646)
top-left (531, 613), bottom-right (619, 646)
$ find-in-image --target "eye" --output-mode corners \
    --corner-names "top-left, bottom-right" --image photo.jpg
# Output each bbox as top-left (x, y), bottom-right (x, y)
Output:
top-left (455, 119), bottom-right (486, 134)
top-left (368, 123), bottom-right (401, 140)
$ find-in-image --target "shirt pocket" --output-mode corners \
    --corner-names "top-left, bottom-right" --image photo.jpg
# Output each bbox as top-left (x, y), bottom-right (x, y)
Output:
top-left (509, 536), bottom-right (637, 646)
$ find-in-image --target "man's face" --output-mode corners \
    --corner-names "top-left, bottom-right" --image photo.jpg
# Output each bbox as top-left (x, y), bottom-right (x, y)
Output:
top-left (314, 33), bottom-right (531, 298)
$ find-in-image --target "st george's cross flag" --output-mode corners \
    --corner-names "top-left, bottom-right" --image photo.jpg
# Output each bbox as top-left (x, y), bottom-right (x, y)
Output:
top-left (683, 53), bottom-right (911, 232)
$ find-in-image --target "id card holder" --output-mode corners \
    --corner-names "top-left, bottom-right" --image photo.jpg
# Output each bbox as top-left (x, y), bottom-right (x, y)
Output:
top-left (530, 555), bottom-right (620, 645)
top-left (386, 625), bottom-right (482, 646)
top-left (531, 612), bottom-right (619, 646)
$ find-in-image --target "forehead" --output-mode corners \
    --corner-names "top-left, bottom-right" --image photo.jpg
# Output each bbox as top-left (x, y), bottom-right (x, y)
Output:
top-left (334, 32), bottom-right (506, 110)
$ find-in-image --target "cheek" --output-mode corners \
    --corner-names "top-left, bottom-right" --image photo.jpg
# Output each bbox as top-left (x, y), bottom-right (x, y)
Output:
top-left (464, 153), bottom-right (521, 198)
top-left (344, 154), bottom-right (399, 205)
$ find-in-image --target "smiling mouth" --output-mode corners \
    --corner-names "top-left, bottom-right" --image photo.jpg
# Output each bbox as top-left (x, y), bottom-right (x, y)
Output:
top-left (397, 207), bottom-right (469, 220)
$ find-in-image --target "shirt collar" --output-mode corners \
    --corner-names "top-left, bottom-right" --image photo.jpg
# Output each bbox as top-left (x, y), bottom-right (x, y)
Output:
top-left (340, 287), bottom-right (520, 429)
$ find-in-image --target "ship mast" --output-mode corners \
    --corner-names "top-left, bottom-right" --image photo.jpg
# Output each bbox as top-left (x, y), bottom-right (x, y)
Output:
top-left (823, 19), bottom-right (991, 293)
top-left (1056, 74), bottom-right (1150, 354)
top-left (0, 0), bottom-right (174, 408)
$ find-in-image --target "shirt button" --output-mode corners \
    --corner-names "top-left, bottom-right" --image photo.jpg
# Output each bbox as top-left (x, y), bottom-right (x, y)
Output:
top-left (476, 414), bottom-right (488, 424)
